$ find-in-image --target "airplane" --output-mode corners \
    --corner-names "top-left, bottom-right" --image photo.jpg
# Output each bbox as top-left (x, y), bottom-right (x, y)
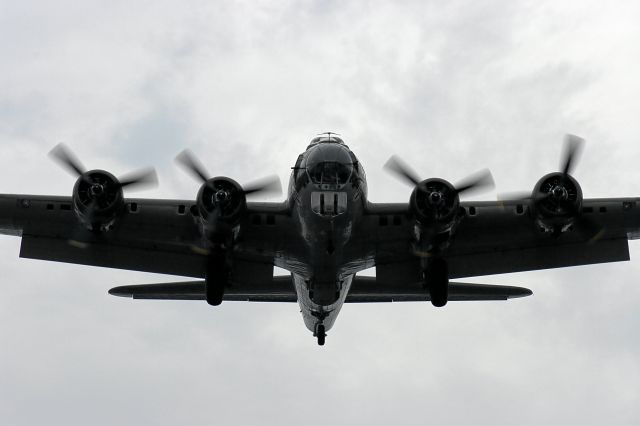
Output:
top-left (0, 133), bottom-right (636, 345)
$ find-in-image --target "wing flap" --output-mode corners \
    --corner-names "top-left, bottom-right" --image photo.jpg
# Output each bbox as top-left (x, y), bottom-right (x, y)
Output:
top-left (374, 237), bottom-right (630, 280)
top-left (20, 234), bottom-right (207, 278)
top-left (447, 237), bottom-right (630, 278)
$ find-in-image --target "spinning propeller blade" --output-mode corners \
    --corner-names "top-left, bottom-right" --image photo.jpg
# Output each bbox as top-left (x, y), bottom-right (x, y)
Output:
top-left (243, 175), bottom-right (282, 197)
top-left (175, 149), bottom-right (210, 183)
top-left (383, 155), bottom-right (422, 187)
top-left (454, 169), bottom-right (495, 195)
top-left (117, 168), bottom-right (159, 190)
top-left (176, 149), bottom-right (281, 199)
top-left (49, 143), bottom-right (87, 177)
top-left (384, 155), bottom-right (494, 195)
top-left (561, 134), bottom-right (585, 177)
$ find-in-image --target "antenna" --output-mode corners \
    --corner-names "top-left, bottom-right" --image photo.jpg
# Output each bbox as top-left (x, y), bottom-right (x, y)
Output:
top-left (317, 131), bottom-right (342, 142)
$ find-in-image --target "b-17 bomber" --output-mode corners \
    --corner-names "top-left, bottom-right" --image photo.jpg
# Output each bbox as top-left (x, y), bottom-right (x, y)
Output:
top-left (0, 133), bottom-right (636, 345)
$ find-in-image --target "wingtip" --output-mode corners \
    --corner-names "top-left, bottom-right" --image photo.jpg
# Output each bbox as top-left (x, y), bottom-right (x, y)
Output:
top-left (108, 286), bottom-right (133, 298)
top-left (507, 286), bottom-right (533, 299)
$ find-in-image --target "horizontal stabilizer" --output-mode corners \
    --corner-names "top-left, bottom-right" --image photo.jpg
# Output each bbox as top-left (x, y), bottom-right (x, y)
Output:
top-left (109, 276), bottom-right (296, 302)
top-left (348, 277), bottom-right (532, 303)
top-left (109, 276), bottom-right (532, 303)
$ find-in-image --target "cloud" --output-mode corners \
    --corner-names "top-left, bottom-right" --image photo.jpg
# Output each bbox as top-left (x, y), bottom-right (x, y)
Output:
top-left (1, 1), bottom-right (640, 425)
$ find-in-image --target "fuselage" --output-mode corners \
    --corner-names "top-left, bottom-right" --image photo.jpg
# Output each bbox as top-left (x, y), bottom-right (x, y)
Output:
top-left (283, 136), bottom-right (369, 336)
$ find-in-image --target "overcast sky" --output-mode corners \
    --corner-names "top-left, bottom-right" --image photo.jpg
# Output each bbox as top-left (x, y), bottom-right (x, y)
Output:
top-left (1, 1), bottom-right (640, 425)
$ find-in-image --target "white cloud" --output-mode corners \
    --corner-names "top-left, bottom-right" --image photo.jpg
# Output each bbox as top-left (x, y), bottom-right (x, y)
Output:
top-left (1, 1), bottom-right (640, 425)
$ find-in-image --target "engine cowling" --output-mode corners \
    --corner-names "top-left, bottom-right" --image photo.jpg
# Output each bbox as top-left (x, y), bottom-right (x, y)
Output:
top-left (72, 170), bottom-right (125, 231)
top-left (196, 177), bottom-right (246, 235)
top-left (531, 172), bottom-right (583, 232)
top-left (410, 178), bottom-right (460, 233)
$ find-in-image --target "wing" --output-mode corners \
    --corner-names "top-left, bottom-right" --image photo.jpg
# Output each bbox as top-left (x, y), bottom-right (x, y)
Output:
top-left (365, 198), bottom-right (640, 280)
top-left (0, 194), bottom-right (295, 285)
top-left (108, 276), bottom-right (531, 303)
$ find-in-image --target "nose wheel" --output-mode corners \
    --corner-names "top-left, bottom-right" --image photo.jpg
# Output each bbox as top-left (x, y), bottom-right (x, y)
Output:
top-left (315, 324), bottom-right (326, 346)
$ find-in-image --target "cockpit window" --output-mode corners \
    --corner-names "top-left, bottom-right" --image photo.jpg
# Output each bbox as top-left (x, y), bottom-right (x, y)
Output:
top-left (308, 161), bottom-right (352, 184)
top-left (302, 143), bottom-right (354, 186)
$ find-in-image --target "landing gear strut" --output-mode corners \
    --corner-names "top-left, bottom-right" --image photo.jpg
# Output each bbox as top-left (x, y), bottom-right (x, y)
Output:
top-left (315, 324), bottom-right (326, 346)
top-left (425, 257), bottom-right (448, 307)
top-left (205, 254), bottom-right (228, 306)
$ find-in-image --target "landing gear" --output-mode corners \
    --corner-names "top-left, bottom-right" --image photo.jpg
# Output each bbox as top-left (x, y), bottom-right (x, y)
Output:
top-left (205, 254), bottom-right (228, 306)
top-left (315, 324), bottom-right (326, 346)
top-left (425, 257), bottom-right (448, 307)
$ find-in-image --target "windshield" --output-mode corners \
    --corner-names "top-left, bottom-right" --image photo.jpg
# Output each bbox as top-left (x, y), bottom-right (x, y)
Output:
top-left (308, 161), bottom-right (352, 184)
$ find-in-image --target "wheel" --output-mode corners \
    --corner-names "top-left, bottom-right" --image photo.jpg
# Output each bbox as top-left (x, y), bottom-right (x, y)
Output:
top-left (316, 324), bottom-right (326, 346)
top-left (426, 258), bottom-right (448, 307)
top-left (205, 255), bottom-right (228, 306)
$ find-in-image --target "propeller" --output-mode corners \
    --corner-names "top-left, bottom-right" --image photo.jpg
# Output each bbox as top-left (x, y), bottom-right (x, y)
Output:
top-left (175, 149), bottom-right (282, 198)
top-left (498, 134), bottom-right (585, 202)
top-left (558, 135), bottom-right (601, 240)
top-left (49, 143), bottom-right (158, 248)
top-left (496, 134), bottom-right (603, 241)
top-left (49, 143), bottom-right (158, 191)
top-left (383, 155), bottom-right (495, 196)
top-left (176, 149), bottom-right (282, 252)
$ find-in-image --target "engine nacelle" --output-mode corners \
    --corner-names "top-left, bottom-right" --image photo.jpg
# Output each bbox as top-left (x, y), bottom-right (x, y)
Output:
top-left (197, 177), bottom-right (246, 235)
top-left (410, 178), bottom-right (460, 233)
top-left (531, 172), bottom-right (583, 232)
top-left (72, 170), bottom-right (125, 231)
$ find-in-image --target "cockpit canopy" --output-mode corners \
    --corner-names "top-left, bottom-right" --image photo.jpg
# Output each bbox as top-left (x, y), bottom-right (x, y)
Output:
top-left (307, 135), bottom-right (346, 148)
top-left (302, 142), bottom-right (353, 186)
